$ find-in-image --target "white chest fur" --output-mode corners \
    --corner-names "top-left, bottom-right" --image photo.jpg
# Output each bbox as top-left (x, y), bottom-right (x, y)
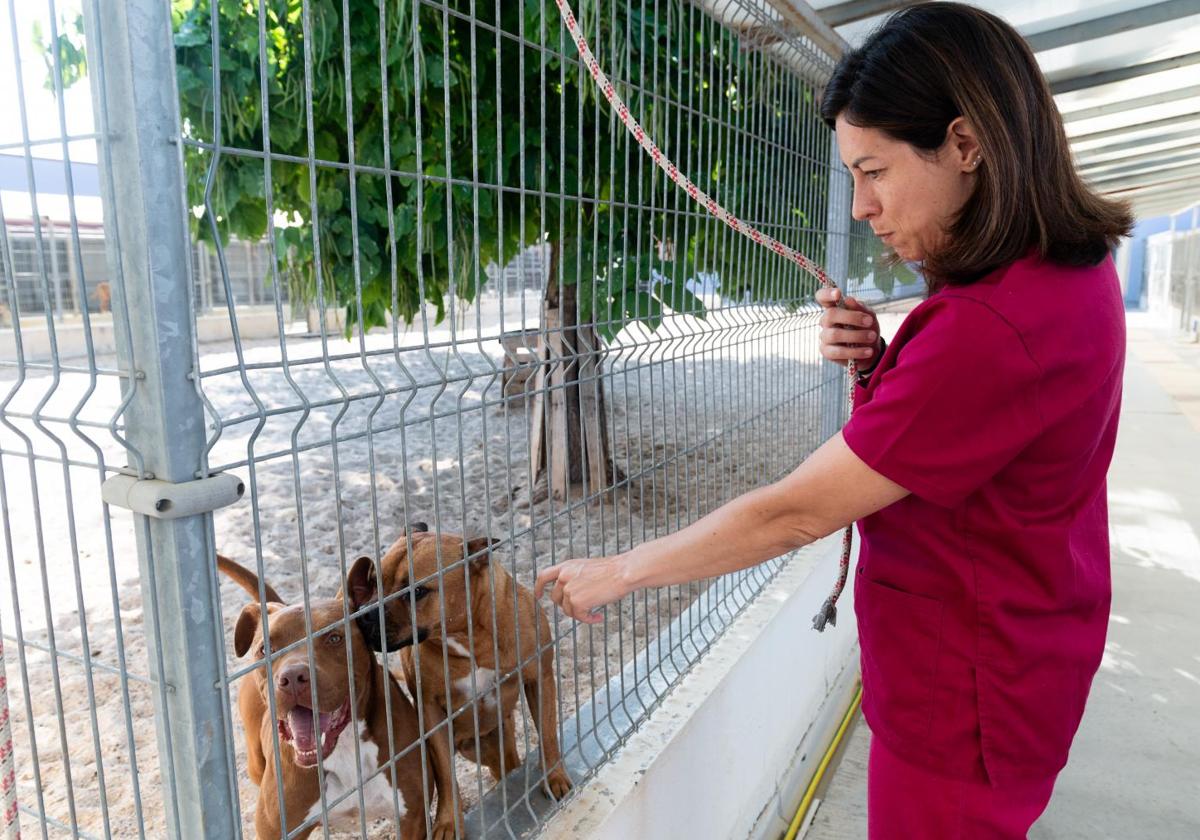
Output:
top-left (454, 666), bottom-right (498, 708)
top-left (302, 720), bottom-right (406, 830)
top-left (444, 638), bottom-right (499, 709)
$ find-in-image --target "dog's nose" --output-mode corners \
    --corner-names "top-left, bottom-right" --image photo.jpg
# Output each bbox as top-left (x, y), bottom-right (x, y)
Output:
top-left (276, 663), bottom-right (311, 699)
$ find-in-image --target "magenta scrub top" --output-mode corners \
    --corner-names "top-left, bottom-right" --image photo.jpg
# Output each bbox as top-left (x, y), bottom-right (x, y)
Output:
top-left (842, 250), bottom-right (1125, 785)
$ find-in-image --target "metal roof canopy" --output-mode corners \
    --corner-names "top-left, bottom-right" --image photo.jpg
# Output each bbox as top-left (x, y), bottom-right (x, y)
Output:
top-left (778, 0), bottom-right (1200, 218)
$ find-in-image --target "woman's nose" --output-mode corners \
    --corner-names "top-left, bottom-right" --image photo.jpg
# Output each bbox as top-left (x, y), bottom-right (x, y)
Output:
top-left (851, 186), bottom-right (879, 222)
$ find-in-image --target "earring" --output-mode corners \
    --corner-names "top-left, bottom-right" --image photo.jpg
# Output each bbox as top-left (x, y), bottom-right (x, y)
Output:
top-left (971, 155), bottom-right (983, 169)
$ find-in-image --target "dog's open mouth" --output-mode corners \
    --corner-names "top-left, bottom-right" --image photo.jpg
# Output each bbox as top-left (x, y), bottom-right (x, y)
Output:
top-left (278, 698), bottom-right (352, 767)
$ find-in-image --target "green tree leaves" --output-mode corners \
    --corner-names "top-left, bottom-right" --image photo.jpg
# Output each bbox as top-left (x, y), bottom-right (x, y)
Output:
top-left (39, 0), bottom-right (834, 338)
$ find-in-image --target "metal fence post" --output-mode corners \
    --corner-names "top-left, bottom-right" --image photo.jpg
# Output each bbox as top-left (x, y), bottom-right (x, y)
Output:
top-left (46, 218), bottom-right (64, 321)
top-left (824, 133), bottom-right (852, 292)
top-left (821, 132), bottom-right (854, 440)
top-left (82, 1), bottom-right (236, 837)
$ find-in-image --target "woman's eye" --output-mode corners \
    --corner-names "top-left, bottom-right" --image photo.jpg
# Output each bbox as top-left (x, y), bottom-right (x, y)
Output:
top-left (327, 633), bottom-right (342, 645)
top-left (863, 169), bottom-right (883, 181)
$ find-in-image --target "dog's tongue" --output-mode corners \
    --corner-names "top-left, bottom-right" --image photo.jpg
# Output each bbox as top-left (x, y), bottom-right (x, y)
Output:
top-left (287, 707), bottom-right (319, 753)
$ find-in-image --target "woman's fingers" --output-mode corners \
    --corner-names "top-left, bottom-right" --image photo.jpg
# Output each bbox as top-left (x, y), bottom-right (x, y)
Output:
top-left (820, 318), bottom-right (879, 363)
top-left (533, 565), bottom-right (561, 599)
top-left (536, 557), bottom-right (618, 624)
top-left (841, 294), bottom-right (872, 313)
top-left (817, 287), bottom-right (874, 314)
top-left (821, 326), bottom-right (877, 347)
top-left (818, 292), bottom-right (879, 369)
top-left (819, 306), bottom-right (876, 331)
top-left (821, 342), bottom-right (878, 363)
top-left (561, 590), bottom-right (595, 624)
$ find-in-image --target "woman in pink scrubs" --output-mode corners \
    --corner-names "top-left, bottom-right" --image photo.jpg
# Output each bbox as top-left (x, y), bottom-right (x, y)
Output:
top-left (536, 3), bottom-right (1131, 837)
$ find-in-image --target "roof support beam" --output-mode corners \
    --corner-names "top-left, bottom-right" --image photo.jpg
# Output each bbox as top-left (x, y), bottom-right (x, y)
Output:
top-left (819, 0), bottom-right (914, 27)
top-left (1116, 175), bottom-right (1200, 194)
top-left (1075, 121), bottom-right (1200, 157)
top-left (1131, 200), bottom-right (1199, 219)
top-left (1117, 197), bottom-right (1200, 218)
top-left (1123, 196), bottom-right (1200, 216)
top-left (1050, 51), bottom-right (1200, 95)
top-left (765, 0), bottom-right (849, 59)
top-left (1132, 190), bottom-right (1200, 209)
top-left (1127, 186), bottom-right (1200, 207)
top-left (1070, 111), bottom-right (1200, 145)
top-left (1092, 168), bottom-right (1200, 192)
top-left (1084, 152), bottom-right (1200, 184)
top-left (1119, 182), bottom-right (1200, 210)
top-left (1060, 84), bottom-right (1200, 123)
top-left (1090, 161), bottom-right (1200, 189)
top-left (1078, 142), bottom-right (1200, 173)
top-left (1026, 0), bottom-right (1200, 52)
top-left (1118, 177), bottom-right (1200, 196)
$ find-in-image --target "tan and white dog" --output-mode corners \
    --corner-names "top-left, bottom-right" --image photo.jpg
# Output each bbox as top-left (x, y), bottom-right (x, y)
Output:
top-left (347, 525), bottom-right (573, 799)
top-left (217, 554), bottom-right (459, 839)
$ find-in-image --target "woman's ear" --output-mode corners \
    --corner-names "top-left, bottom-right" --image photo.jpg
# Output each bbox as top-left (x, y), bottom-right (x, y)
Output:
top-left (945, 116), bottom-right (982, 172)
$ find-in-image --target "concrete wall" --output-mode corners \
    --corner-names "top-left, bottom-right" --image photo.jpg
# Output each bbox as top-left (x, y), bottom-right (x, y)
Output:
top-left (0, 306), bottom-right (290, 363)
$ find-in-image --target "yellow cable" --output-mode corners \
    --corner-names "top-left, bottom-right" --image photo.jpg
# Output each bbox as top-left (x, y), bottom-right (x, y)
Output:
top-left (782, 682), bottom-right (864, 840)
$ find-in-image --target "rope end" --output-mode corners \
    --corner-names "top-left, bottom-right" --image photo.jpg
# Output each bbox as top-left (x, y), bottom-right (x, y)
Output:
top-left (812, 598), bottom-right (838, 632)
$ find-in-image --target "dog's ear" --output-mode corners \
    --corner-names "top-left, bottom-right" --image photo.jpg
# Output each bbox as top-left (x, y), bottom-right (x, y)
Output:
top-left (347, 555), bottom-right (377, 609)
top-left (465, 537), bottom-right (501, 570)
top-left (407, 521), bottom-right (429, 533)
top-left (234, 603), bottom-right (262, 658)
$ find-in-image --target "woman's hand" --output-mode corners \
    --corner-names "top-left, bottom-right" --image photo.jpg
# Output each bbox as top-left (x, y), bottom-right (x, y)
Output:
top-left (534, 555), bottom-right (632, 624)
top-left (817, 287), bottom-right (881, 372)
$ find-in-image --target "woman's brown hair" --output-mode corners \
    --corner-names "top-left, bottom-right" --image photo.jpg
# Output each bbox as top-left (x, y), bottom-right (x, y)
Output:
top-left (819, 2), bottom-right (1132, 289)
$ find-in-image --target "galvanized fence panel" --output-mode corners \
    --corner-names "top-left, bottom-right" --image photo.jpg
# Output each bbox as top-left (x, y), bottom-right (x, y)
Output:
top-left (0, 0), bottom-right (919, 837)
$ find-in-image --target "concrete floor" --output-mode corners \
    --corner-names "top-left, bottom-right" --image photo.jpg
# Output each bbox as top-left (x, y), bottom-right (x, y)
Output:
top-left (803, 312), bottom-right (1200, 840)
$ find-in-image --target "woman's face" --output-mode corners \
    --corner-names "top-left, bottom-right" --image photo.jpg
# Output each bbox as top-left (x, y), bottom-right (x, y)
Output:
top-left (835, 116), bottom-right (980, 263)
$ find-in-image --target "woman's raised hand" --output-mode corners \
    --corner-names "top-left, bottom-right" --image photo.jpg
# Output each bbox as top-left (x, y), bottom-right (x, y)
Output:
top-left (817, 288), bottom-right (881, 371)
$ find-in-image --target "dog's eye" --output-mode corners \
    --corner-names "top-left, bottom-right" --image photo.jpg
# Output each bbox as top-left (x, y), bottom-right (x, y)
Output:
top-left (412, 586), bottom-right (430, 600)
top-left (255, 645), bottom-right (265, 659)
top-left (327, 633), bottom-right (343, 645)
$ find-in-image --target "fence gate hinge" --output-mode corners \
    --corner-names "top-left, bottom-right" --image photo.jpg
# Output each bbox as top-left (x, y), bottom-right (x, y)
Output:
top-left (101, 472), bottom-right (245, 519)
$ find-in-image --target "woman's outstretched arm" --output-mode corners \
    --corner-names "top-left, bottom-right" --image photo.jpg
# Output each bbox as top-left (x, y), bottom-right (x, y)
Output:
top-left (534, 431), bottom-right (909, 622)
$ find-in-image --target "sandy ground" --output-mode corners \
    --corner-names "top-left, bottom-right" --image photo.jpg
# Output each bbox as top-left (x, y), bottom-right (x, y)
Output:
top-left (0, 296), bottom-right (830, 837)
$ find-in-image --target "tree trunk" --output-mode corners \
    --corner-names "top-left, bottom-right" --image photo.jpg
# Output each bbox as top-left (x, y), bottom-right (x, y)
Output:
top-left (530, 242), bottom-right (621, 499)
top-left (305, 303), bottom-right (342, 335)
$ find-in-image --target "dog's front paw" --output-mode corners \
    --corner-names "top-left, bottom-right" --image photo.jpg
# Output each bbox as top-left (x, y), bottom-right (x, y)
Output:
top-left (544, 767), bottom-right (573, 800)
top-left (431, 815), bottom-right (459, 840)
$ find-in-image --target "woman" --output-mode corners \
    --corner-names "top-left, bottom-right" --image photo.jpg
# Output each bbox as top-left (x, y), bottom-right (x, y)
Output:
top-left (535, 4), bottom-right (1131, 837)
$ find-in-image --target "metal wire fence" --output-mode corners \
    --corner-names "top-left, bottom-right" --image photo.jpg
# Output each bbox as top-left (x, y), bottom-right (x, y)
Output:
top-left (0, 0), bottom-right (919, 837)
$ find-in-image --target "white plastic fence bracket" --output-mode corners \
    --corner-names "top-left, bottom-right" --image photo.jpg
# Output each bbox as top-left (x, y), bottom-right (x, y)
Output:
top-left (101, 472), bottom-right (245, 519)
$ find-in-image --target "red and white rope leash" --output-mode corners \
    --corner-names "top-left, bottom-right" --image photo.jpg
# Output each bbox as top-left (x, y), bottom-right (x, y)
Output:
top-left (0, 633), bottom-right (19, 839)
top-left (554, 0), bottom-right (855, 631)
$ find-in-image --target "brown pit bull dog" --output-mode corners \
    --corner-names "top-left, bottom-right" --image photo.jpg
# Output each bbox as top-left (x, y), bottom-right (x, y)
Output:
top-left (216, 554), bottom-right (459, 840)
top-left (346, 525), bottom-right (573, 800)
